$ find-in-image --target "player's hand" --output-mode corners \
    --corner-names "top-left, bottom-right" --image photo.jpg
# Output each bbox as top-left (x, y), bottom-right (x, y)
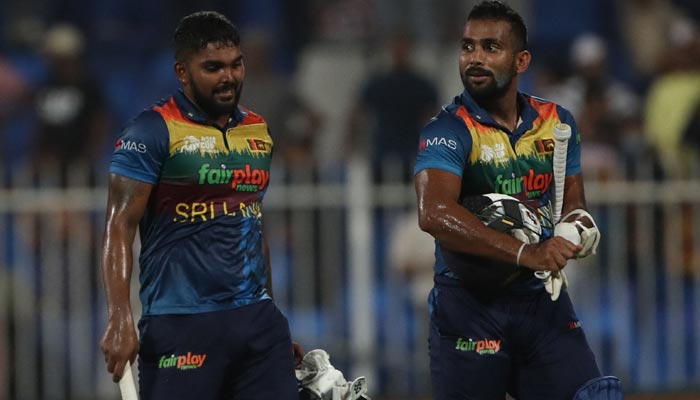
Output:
top-left (100, 310), bottom-right (139, 382)
top-left (292, 341), bottom-right (305, 368)
top-left (519, 237), bottom-right (582, 272)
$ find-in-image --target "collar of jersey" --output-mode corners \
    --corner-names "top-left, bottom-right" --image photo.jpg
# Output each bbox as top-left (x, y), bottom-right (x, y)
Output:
top-left (173, 89), bottom-right (246, 128)
top-left (458, 90), bottom-right (539, 136)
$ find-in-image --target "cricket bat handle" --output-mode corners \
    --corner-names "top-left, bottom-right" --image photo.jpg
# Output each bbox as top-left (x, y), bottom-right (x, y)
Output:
top-left (119, 360), bottom-right (139, 400)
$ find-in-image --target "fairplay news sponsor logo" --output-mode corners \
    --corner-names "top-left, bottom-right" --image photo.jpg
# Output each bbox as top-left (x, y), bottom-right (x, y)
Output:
top-left (419, 137), bottom-right (458, 151)
top-left (115, 139), bottom-right (147, 153)
top-left (455, 337), bottom-right (501, 355)
top-left (495, 169), bottom-right (553, 198)
top-left (158, 352), bottom-right (207, 370)
top-left (197, 163), bottom-right (269, 192)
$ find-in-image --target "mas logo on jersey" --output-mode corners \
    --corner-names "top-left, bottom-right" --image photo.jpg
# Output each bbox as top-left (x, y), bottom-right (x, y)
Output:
top-left (115, 139), bottom-right (147, 153)
top-left (419, 137), bottom-right (457, 151)
top-left (158, 352), bottom-right (207, 370)
top-left (455, 337), bottom-right (501, 355)
top-left (198, 163), bottom-right (269, 192)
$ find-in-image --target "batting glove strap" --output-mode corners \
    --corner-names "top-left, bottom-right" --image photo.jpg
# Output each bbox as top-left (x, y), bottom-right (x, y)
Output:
top-left (562, 209), bottom-right (600, 258)
top-left (543, 270), bottom-right (568, 301)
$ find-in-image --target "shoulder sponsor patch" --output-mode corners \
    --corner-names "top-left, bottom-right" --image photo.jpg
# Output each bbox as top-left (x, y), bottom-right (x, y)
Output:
top-left (115, 139), bottom-right (147, 153)
top-left (419, 137), bottom-right (457, 151)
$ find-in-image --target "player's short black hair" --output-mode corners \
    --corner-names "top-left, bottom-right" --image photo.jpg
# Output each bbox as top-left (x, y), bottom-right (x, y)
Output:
top-left (173, 11), bottom-right (240, 61)
top-left (468, 1), bottom-right (528, 51)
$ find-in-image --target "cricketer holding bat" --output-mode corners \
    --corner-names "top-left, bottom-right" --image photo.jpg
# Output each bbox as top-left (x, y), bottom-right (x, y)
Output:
top-left (414, 1), bottom-right (621, 399)
top-left (99, 11), bottom-right (303, 399)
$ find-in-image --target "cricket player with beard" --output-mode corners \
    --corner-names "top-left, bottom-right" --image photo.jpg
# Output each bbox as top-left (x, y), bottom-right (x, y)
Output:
top-left (99, 11), bottom-right (303, 399)
top-left (414, 1), bottom-right (622, 398)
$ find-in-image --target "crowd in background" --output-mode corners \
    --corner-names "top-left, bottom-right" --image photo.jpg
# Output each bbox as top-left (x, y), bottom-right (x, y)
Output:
top-left (1, 0), bottom-right (699, 186)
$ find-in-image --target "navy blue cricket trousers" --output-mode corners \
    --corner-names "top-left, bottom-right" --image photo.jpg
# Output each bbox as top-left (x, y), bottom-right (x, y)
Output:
top-left (429, 276), bottom-right (601, 400)
top-left (137, 299), bottom-right (298, 400)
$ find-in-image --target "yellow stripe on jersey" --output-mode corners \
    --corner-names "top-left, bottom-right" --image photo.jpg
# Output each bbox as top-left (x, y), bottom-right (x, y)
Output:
top-left (225, 123), bottom-right (273, 157)
top-left (165, 120), bottom-right (272, 158)
top-left (167, 119), bottom-right (229, 157)
top-left (515, 117), bottom-right (560, 160)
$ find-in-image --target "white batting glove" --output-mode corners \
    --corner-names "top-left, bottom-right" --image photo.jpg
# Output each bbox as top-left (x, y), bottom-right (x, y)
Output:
top-left (543, 270), bottom-right (568, 301)
top-left (296, 349), bottom-right (370, 400)
top-left (561, 209), bottom-right (600, 258)
top-left (575, 221), bottom-right (600, 258)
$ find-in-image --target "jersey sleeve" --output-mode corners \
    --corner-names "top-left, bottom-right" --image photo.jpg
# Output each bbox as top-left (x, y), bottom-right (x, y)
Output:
top-left (414, 112), bottom-right (471, 177)
top-left (556, 105), bottom-right (582, 176)
top-left (109, 110), bottom-right (170, 184)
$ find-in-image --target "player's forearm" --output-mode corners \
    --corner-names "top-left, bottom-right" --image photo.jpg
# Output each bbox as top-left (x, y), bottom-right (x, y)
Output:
top-left (419, 203), bottom-right (523, 265)
top-left (101, 224), bottom-right (137, 318)
top-left (101, 175), bottom-right (152, 318)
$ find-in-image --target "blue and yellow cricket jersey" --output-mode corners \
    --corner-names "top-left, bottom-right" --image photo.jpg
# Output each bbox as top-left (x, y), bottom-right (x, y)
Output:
top-left (110, 90), bottom-right (273, 315)
top-left (414, 91), bottom-right (581, 288)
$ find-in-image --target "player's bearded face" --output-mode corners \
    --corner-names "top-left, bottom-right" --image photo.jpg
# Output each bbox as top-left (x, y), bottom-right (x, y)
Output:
top-left (461, 58), bottom-right (517, 100)
top-left (190, 74), bottom-right (243, 117)
top-left (181, 42), bottom-right (244, 121)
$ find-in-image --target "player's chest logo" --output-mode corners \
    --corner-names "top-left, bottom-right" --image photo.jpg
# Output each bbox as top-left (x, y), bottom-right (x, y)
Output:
top-left (480, 143), bottom-right (508, 164)
top-left (197, 163), bottom-right (269, 192)
top-left (180, 135), bottom-right (219, 155)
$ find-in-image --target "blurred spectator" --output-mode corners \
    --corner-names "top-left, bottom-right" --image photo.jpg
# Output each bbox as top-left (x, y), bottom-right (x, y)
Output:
top-left (0, 59), bottom-right (33, 173)
top-left (539, 33), bottom-right (640, 122)
top-left (618, 0), bottom-right (686, 79)
top-left (388, 209), bottom-right (435, 395)
top-left (0, 60), bottom-right (29, 114)
top-left (389, 211), bottom-right (435, 313)
top-left (347, 29), bottom-right (438, 182)
top-left (242, 30), bottom-right (323, 178)
top-left (535, 33), bottom-right (650, 181)
top-left (644, 19), bottom-right (700, 177)
top-left (0, 17), bottom-right (47, 174)
top-left (32, 23), bottom-right (111, 185)
top-left (576, 83), bottom-right (625, 182)
top-left (313, 0), bottom-right (379, 43)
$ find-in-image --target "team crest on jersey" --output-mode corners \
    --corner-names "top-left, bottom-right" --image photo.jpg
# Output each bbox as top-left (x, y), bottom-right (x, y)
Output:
top-left (180, 135), bottom-right (218, 155)
top-left (247, 138), bottom-right (270, 152)
top-left (534, 139), bottom-right (555, 155)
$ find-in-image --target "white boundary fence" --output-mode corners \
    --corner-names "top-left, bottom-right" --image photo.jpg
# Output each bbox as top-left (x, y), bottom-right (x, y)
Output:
top-left (1, 157), bottom-right (700, 399)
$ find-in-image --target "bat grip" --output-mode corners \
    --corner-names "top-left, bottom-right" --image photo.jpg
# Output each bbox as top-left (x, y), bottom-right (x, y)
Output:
top-left (552, 124), bottom-right (571, 223)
